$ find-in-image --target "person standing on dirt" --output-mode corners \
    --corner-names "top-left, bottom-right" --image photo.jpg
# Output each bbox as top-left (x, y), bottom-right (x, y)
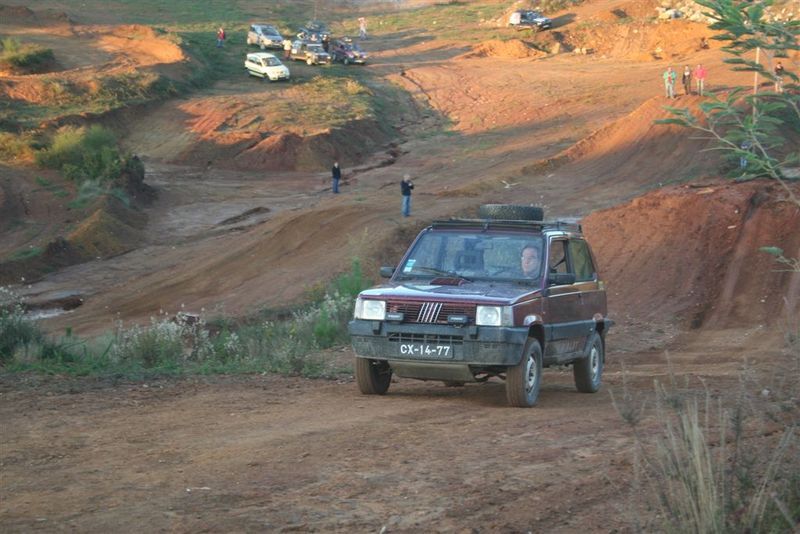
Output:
top-left (401, 174), bottom-right (414, 217)
top-left (682, 65), bottom-right (692, 96)
top-left (216, 27), bottom-right (226, 48)
top-left (322, 34), bottom-right (330, 53)
top-left (358, 17), bottom-right (367, 40)
top-left (663, 66), bottom-right (677, 99)
top-left (774, 61), bottom-right (785, 93)
top-left (283, 38), bottom-right (292, 60)
top-left (331, 161), bottom-right (341, 194)
top-left (693, 64), bottom-right (707, 96)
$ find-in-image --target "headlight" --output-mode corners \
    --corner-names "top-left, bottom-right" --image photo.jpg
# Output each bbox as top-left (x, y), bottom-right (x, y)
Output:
top-left (354, 298), bottom-right (386, 320)
top-left (476, 305), bottom-right (513, 326)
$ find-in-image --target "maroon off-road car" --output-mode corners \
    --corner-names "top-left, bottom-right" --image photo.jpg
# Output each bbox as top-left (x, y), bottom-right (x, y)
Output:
top-left (348, 205), bottom-right (613, 407)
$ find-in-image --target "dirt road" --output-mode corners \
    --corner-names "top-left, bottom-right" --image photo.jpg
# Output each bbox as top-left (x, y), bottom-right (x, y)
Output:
top-left (3, 325), bottom-right (775, 532)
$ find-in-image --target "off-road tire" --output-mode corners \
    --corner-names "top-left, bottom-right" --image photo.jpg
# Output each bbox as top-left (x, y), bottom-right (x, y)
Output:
top-left (343, 57), bottom-right (350, 65)
top-left (573, 332), bottom-right (604, 393)
top-left (260, 42), bottom-right (266, 50)
top-left (506, 339), bottom-right (542, 407)
top-left (479, 204), bottom-right (544, 221)
top-left (355, 358), bottom-right (392, 395)
top-left (306, 57), bottom-right (314, 65)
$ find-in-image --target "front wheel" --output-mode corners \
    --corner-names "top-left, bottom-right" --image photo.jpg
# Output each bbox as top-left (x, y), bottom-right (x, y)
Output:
top-left (506, 339), bottom-right (542, 407)
top-left (306, 57), bottom-right (314, 65)
top-left (260, 42), bottom-right (266, 50)
top-left (573, 333), bottom-right (604, 393)
top-left (355, 358), bottom-right (392, 395)
top-left (343, 57), bottom-right (350, 65)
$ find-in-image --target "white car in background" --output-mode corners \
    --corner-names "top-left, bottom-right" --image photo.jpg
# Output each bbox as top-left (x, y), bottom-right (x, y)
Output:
top-left (244, 52), bottom-right (290, 82)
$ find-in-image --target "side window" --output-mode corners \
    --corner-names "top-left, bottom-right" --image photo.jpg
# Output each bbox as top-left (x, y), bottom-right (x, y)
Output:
top-left (569, 239), bottom-right (596, 282)
top-left (548, 239), bottom-right (568, 274)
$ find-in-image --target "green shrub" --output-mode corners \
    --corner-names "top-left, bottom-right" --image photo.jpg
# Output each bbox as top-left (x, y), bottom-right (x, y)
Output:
top-left (0, 38), bottom-right (53, 71)
top-left (35, 125), bottom-right (123, 183)
top-left (0, 132), bottom-right (33, 161)
top-left (0, 287), bottom-right (43, 362)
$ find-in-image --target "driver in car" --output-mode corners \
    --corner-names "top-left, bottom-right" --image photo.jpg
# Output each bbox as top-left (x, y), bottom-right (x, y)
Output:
top-left (521, 244), bottom-right (541, 278)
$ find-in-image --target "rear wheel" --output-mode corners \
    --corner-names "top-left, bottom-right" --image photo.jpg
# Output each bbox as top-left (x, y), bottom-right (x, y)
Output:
top-left (355, 358), bottom-right (392, 395)
top-left (506, 339), bottom-right (542, 407)
top-left (573, 333), bottom-right (604, 393)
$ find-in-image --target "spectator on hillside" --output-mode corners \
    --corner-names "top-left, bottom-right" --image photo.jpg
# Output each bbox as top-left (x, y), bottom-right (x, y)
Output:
top-left (682, 65), bottom-right (692, 95)
top-left (774, 61), bottom-right (785, 93)
top-left (693, 64), bottom-right (707, 96)
top-left (663, 66), bottom-right (677, 99)
top-left (216, 27), bottom-right (226, 48)
top-left (401, 174), bottom-right (414, 217)
top-left (358, 17), bottom-right (367, 40)
top-left (283, 38), bottom-right (292, 60)
top-left (331, 161), bottom-right (341, 194)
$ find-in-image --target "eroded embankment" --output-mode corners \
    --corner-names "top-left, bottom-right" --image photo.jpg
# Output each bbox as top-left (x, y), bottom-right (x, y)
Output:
top-left (583, 179), bottom-right (800, 330)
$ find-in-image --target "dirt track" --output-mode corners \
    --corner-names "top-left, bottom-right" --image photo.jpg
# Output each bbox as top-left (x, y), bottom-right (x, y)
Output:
top-left (4, 324), bottom-right (786, 532)
top-left (1, 0), bottom-right (799, 531)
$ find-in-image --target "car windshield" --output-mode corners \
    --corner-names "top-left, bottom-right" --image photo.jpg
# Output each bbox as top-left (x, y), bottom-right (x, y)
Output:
top-left (265, 57), bottom-right (281, 66)
top-left (306, 21), bottom-right (329, 31)
top-left (395, 231), bottom-right (544, 283)
top-left (307, 44), bottom-right (323, 51)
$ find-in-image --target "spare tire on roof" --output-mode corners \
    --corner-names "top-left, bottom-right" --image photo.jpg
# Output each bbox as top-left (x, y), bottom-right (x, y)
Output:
top-left (478, 204), bottom-right (544, 221)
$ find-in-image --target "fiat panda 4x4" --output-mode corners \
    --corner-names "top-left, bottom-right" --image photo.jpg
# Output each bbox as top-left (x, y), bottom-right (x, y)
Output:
top-left (348, 205), bottom-right (613, 407)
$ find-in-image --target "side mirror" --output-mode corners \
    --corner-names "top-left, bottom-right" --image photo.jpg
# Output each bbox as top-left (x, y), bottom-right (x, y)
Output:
top-left (548, 272), bottom-right (576, 286)
top-left (379, 266), bottom-right (395, 279)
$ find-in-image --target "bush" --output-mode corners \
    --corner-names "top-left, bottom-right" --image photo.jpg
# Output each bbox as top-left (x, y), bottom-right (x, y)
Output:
top-left (0, 287), bottom-right (43, 362)
top-left (614, 358), bottom-right (800, 532)
top-left (0, 38), bottom-right (54, 72)
top-left (0, 132), bottom-right (33, 162)
top-left (35, 125), bottom-right (123, 183)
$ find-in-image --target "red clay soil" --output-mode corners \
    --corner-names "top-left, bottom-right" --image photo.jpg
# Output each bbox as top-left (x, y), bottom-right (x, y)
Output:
top-left (1, 1), bottom-right (799, 532)
top-left (585, 180), bottom-right (800, 330)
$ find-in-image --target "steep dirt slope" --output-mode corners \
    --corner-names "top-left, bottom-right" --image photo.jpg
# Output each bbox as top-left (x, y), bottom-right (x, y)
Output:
top-left (584, 180), bottom-right (800, 330)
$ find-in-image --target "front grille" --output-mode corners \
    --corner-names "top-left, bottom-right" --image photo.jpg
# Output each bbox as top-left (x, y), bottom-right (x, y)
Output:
top-left (387, 301), bottom-right (476, 324)
top-left (388, 333), bottom-right (464, 345)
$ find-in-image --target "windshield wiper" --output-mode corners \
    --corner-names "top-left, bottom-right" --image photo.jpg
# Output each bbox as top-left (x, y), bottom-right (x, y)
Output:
top-left (404, 266), bottom-right (471, 282)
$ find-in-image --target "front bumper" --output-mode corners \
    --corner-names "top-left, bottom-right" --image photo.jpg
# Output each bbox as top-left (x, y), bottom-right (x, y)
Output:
top-left (349, 319), bottom-right (528, 367)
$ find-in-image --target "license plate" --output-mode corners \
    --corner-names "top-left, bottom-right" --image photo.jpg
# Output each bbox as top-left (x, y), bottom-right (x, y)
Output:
top-left (398, 343), bottom-right (453, 359)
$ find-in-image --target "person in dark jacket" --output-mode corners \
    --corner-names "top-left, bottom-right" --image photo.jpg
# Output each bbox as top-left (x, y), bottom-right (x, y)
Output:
top-left (401, 174), bottom-right (414, 217)
top-left (331, 161), bottom-right (341, 193)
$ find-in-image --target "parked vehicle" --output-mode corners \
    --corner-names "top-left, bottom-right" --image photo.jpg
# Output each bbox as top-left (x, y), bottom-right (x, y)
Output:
top-left (289, 40), bottom-right (331, 65)
top-left (508, 10), bottom-right (552, 31)
top-left (244, 52), bottom-right (290, 81)
top-left (330, 38), bottom-right (368, 65)
top-left (246, 24), bottom-right (284, 50)
top-left (349, 205), bottom-right (612, 407)
top-left (296, 20), bottom-right (331, 42)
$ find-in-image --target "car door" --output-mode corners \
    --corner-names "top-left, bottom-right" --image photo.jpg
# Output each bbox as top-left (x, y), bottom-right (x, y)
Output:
top-left (542, 237), bottom-right (585, 363)
top-left (569, 238), bottom-right (605, 330)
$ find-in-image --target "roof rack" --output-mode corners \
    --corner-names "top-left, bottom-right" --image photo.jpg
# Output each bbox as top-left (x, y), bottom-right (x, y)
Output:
top-left (431, 219), bottom-right (582, 233)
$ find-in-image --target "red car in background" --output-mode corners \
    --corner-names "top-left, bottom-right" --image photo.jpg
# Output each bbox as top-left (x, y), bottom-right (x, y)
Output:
top-left (330, 38), bottom-right (368, 65)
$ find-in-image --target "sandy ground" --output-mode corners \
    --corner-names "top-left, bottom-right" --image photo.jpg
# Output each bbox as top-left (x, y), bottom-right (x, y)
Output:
top-left (1, 0), bottom-right (799, 531)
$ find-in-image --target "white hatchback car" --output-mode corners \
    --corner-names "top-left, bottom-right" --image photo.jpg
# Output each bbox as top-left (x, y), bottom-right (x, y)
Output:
top-left (244, 52), bottom-right (290, 82)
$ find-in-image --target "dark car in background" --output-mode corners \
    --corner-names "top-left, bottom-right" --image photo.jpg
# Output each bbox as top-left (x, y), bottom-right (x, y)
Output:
top-left (348, 205), bottom-right (613, 407)
top-left (289, 40), bottom-right (331, 65)
top-left (508, 10), bottom-right (553, 31)
top-left (246, 24), bottom-right (284, 49)
top-left (297, 20), bottom-right (331, 42)
top-left (330, 38), bottom-right (368, 65)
